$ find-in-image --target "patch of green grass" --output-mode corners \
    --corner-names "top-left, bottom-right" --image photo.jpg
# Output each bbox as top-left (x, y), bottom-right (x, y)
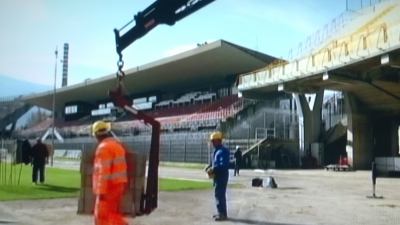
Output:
top-left (160, 178), bottom-right (212, 191)
top-left (0, 164), bottom-right (213, 201)
top-left (159, 162), bottom-right (207, 169)
top-left (0, 164), bottom-right (80, 201)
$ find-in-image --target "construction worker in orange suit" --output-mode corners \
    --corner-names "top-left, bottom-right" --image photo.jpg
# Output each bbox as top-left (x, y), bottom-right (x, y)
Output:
top-left (92, 120), bottom-right (128, 225)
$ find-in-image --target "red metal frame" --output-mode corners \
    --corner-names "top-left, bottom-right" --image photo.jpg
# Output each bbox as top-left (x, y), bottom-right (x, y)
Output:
top-left (109, 86), bottom-right (160, 215)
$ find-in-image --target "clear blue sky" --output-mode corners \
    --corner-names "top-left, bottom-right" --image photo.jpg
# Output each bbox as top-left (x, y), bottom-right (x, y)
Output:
top-left (1, 0), bottom-right (369, 87)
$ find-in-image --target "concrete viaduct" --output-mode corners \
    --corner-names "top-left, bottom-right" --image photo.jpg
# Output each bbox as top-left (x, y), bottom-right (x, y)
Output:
top-left (238, 0), bottom-right (400, 169)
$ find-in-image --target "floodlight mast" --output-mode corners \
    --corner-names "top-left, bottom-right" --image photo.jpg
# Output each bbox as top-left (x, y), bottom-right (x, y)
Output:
top-left (110, 0), bottom-right (215, 215)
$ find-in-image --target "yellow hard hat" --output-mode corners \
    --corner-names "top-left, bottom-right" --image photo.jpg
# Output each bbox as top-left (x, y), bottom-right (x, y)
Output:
top-left (210, 131), bottom-right (223, 141)
top-left (92, 120), bottom-right (111, 136)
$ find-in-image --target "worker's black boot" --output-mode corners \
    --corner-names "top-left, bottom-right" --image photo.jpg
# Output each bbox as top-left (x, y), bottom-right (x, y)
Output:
top-left (214, 214), bottom-right (227, 221)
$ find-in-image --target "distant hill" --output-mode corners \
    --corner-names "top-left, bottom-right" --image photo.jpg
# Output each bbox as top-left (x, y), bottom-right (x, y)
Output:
top-left (0, 75), bottom-right (51, 97)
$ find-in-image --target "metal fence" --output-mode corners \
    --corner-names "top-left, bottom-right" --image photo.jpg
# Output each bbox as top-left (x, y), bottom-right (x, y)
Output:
top-left (49, 132), bottom-right (213, 164)
top-left (0, 139), bottom-right (20, 185)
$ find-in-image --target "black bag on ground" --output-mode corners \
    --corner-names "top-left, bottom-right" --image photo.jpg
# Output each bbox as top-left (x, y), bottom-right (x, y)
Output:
top-left (252, 178), bottom-right (263, 187)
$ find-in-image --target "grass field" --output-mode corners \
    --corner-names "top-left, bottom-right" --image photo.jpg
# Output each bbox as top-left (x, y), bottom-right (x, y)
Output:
top-left (159, 162), bottom-right (207, 169)
top-left (0, 164), bottom-right (212, 201)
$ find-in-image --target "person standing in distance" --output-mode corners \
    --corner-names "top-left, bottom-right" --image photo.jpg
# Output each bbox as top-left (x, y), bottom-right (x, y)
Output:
top-left (31, 138), bottom-right (49, 184)
top-left (208, 131), bottom-right (230, 221)
top-left (92, 120), bottom-right (128, 225)
top-left (234, 145), bottom-right (242, 176)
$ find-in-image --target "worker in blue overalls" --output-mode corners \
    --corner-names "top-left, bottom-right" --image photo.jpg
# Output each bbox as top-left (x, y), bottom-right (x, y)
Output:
top-left (206, 131), bottom-right (230, 221)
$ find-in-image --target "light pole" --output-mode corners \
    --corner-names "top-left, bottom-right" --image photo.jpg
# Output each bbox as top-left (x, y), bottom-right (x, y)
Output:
top-left (51, 47), bottom-right (58, 167)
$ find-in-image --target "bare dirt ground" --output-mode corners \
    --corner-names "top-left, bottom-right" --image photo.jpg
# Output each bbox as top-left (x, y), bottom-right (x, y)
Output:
top-left (1, 167), bottom-right (400, 225)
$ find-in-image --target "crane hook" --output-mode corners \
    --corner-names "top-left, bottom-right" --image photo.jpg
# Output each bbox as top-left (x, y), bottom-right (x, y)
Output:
top-left (116, 52), bottom-right (125, 81)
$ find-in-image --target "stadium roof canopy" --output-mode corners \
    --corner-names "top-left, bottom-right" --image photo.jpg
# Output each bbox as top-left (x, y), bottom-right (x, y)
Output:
top-left (23, 40), bottom-right (277, 112)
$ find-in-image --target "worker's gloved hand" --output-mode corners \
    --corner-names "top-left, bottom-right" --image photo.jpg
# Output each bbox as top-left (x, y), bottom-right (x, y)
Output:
top-left (205, 167), bottom-right (215, 179)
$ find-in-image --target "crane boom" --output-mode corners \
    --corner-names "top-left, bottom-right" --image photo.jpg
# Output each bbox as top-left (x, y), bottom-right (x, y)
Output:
top-left (114, 0), bottom-right (215, 55)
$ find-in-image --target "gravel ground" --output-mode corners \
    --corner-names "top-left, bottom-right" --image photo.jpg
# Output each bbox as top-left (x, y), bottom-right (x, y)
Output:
top-left (1, 166), bottom-right (400, 225)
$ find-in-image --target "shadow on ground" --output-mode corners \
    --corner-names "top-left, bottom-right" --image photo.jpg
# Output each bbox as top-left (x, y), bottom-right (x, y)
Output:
top-left (275, 187), bottom-right (302, 190)
top-left (38, 184), bottom-right (79, 193)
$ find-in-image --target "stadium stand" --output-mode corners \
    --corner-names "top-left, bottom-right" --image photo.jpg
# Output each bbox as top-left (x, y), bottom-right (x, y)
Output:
top-left (239, 0), bottom-right (400, 92)
top-left (17, 39), bottom-right (302, 167)
top-left (18, 118), bottom-right (53, 138)
top-left (0, 96), bottom-right (31, 137)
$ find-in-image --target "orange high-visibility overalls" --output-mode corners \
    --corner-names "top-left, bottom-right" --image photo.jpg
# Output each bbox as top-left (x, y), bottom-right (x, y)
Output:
top-left (93, 137), bottom-right (128, 225)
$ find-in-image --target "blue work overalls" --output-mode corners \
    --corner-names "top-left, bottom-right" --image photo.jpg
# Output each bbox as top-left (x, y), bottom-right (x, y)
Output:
top-left (212, 144), bottom-right (230, 217)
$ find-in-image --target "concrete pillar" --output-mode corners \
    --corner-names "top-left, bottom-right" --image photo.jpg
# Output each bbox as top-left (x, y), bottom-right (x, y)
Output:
top-left (344, 93), bottom-right (374, 169)
top-left (295, 90), bottom-right (324, 162)
top-left (373, 116), bottom-right (400, 157)
top-left (289, 95), bottom-right (297, 140)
